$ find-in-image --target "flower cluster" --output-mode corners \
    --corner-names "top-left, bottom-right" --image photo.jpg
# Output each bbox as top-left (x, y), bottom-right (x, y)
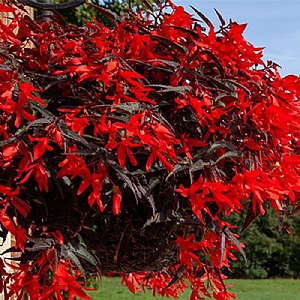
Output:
top-left (1, 1), bottom-right (300, 299)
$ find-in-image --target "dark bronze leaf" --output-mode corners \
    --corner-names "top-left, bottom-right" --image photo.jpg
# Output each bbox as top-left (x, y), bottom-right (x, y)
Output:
top-left (150, 35), bottom-right (188, 54)
top-left (68, 243), bottom-right (99, 270)
top-left (67, 249), bottom-right (86, 276)
top-left (223, 226), bottom-right (246, 261)
top-left (220, 231), bottom-right (226, 266)
top-left (146, 84), bottom-right (192, 94)
top-left (214, 8), bottom-right (225, 26)
top-left (88, 2), bottom-right (121, 23)
top-left (206, 140), bottom-right (236, 156)
top-left (190, 6), bottom-right (213, 28)
top-left (108, 159), bottom-right (142, 203)
top-left (166, 164), bottom-right (189, 181)
top-left (167, 25), bottom-right (199, 39)
top-left (164, 264), bottom-right (187, 290)
top-left (214, 151), bottom-right (242, 165)
top-left (189, 159), bottom-right (210, 173)
top-left (241, 199), bottom-right (259, 233)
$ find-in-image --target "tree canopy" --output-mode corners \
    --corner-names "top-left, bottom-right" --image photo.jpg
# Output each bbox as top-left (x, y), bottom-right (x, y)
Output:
top-left (60, 0), bottom-right (158, 26)
top-left (1, 1), bottom-right (300, 300)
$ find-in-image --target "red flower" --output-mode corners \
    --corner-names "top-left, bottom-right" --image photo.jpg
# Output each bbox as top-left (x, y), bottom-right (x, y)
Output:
top-left (28, 135), bottom-right (53, 161)
top-left (112, 185), bottom-right (121, 215)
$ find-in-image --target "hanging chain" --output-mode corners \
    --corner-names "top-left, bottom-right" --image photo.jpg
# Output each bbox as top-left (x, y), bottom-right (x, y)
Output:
top-left (23, 0), bottom-right (85, 10)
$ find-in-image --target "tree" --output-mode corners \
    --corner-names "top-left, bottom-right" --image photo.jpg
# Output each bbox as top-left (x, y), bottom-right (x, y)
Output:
top-left (225, 207), bottom-right (300, 279)
top-left (60, 0), bottom-right (158, 27)
top-left (1, 1), bottom-right (300, 299)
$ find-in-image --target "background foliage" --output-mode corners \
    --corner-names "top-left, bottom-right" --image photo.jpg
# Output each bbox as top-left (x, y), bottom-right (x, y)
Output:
top-left (60, 0), bottom-right (158, 26)
top-left (227, 209), bottom-right (300, 279)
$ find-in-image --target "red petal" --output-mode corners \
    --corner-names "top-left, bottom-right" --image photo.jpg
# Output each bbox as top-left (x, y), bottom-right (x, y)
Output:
top-left (10, 196), bottom-right (30, 218)
top-left (112, 192), bottom-right (121, 215)
top-left (0, 4), bottom-right (16, 12)
top-left (3, 145), bottom-right (19, 161)
top-left (117, 143), bottom-right (126, 168)
top-left (0, 214), bottom-right (15, 235)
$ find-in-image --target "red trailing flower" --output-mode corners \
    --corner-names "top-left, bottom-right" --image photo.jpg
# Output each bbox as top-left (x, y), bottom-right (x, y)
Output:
top-left (1, 1), bottom-right (300, 299)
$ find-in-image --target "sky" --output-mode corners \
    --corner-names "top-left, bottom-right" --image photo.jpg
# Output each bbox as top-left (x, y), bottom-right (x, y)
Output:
top-left (173, 0), bottom-right (300, 76)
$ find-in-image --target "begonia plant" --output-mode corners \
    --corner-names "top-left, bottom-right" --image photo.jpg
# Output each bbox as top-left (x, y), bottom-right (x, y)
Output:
top-left (1, 1), bottom-right (300, 299)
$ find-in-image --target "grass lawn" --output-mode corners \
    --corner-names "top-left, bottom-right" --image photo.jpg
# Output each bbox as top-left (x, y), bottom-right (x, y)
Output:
top-left (87, 277), bottom-right (300, 300)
